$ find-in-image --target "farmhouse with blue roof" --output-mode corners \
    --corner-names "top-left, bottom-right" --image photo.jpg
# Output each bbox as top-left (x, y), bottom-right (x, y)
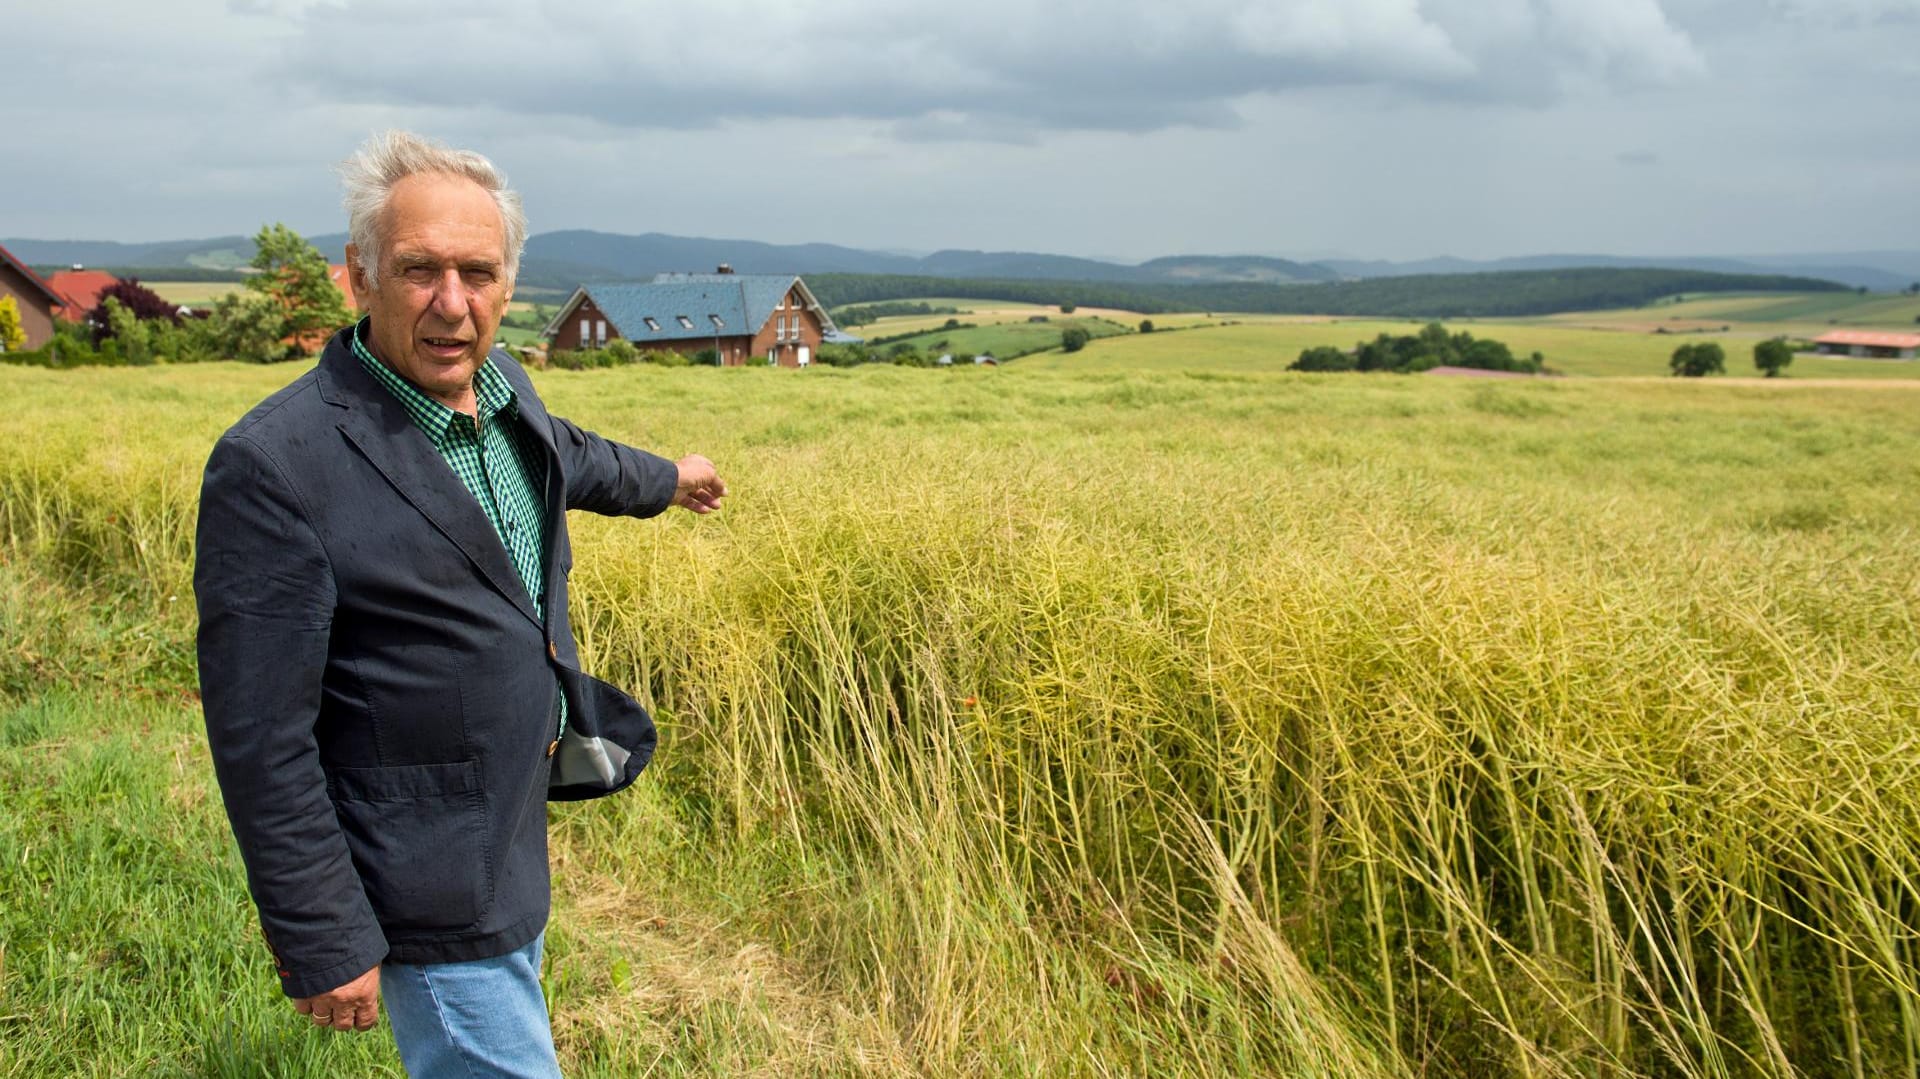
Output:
top-left (542, 265), bottom-right (858, 367)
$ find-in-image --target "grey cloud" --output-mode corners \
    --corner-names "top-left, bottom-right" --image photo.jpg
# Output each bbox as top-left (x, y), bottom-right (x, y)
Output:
top-left (1617, 150), bottom-right (1660, 165)
top-left (1773, 0), bottom-right (1920, 25)
top-left (269, 0), bottom-right (1707, 138)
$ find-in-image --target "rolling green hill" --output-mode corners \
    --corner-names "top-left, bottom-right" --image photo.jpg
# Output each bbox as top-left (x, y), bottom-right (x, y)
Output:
top-left (809, 268), bottom-right (1850, 320)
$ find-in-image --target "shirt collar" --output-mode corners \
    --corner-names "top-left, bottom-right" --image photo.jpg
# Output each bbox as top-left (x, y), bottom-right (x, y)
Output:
top-left (350, 318), bottom-right (517, 443)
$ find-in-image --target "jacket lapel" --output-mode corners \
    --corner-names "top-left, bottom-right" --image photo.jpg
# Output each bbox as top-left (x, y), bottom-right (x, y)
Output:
top-left (316, 334), bottom-right (543, 630)
top-left (495, 357), bottom-right (570, 618)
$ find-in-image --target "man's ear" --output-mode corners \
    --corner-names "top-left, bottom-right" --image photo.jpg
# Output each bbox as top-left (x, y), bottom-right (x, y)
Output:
top-left (343, 245), bottom-right (369, 309)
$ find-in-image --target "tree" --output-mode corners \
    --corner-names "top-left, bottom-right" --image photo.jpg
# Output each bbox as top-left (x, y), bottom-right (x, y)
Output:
top-left (1669, 341), bottom-right (1726, 377)
top-left (203, 291), bottom-right (288, 363)
top-left (1061, 327), bottom-right (1091, 352)
top-left (93, 278), bottom-right (178, 324)
top-left (1290, 345), bottom-right (1354, 371)
top-left (1753, 338), bottom-right (1793, 378)
top-left (1059, 302), bottom-right (1077, 314)
top-left (0, 295), bottom-right (24, 352)
top-left (245, 223), bottom-right (352, 357)
top-left (1139, 319), bottom-right (1154, 333)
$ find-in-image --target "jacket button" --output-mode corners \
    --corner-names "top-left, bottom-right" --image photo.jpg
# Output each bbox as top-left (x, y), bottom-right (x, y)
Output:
top-left (546, 739), bottom-right (559, 758)
top-left (547, 640), bottom-right (557, 660)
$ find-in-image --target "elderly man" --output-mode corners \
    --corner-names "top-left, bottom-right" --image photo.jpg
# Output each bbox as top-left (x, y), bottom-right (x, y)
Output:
top-left (194, 130), bottom-right (723, 1077)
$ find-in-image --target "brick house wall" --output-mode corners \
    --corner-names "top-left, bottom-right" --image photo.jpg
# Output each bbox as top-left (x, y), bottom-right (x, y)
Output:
top-left (0, 259), bottom-right (58, 350)
top-left (746, 288), bottom-right (823, 367)
top-left (549, 295), bottom-right (612, 352)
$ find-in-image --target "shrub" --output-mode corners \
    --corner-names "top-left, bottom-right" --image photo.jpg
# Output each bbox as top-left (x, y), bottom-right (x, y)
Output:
top-left (1061, 328), bottom-right (1092, 353)
top-left (0, 296), bottom-right (24, 352)
top-left (1059, 303), bottom-right (1077, 314)
top-left (101, 299), bottom-right (156, 366)
top-left (1290, 345), bottom-right (1355, 372)
top-left (816, 343), bottom-right (874, 367)
top-left (1139, 319), bottom-right (1154, 334)
top-left (603, 339), bottom-right (639, 365)
top-left (203, 291), bottom-right (294, 363)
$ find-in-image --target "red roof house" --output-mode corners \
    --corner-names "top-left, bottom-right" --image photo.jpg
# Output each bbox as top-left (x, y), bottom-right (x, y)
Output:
top-left (0, 244), bottom-right (63, 350)
top-left (328, 263), bottom-right (360, 309)
top-left (1813, 330), bottom-right (1920, 360)
top-left (46, 268), bottom-right (121, 324)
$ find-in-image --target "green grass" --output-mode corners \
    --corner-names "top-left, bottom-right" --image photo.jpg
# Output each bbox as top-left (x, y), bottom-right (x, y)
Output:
top-left (142, 281), bottom-right (244, 307)
top-left (1037, 318), bottom-right (1920, 379)
top-left (871, 314), bottom-right (1132, 359)
top-left (1531, 290), bottom-right (1920, 337)
top-left (5, 356), bottom-right (1920, 1074)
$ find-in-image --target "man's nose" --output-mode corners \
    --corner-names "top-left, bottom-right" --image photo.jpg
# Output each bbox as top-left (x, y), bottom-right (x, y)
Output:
top-left (429, 269), bottom-right (470, 322)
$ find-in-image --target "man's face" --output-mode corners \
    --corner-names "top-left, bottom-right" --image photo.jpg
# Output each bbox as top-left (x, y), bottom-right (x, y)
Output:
top-left (346, 172), bottom-right (512, 411)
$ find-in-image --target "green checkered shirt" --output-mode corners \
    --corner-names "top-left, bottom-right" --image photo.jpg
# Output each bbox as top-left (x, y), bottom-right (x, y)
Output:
top-left (351, 319), bottom-right (565, 738)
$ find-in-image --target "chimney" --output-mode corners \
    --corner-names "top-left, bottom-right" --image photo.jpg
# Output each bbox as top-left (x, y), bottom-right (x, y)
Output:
top-left (716, 263), bottom-right (734, 275)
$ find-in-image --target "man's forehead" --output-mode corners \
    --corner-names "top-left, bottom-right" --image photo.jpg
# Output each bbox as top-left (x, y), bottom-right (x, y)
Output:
top-left (380, 172), bottom-right (506, 257)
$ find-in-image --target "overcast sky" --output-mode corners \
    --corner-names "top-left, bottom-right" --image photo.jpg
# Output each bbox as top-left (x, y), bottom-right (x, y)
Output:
top-left (3, 0), bottom-right (1915, 262)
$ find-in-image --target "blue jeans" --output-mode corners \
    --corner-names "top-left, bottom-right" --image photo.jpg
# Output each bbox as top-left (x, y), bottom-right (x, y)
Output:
top-left (382, 932), bottom-right (562, 1078)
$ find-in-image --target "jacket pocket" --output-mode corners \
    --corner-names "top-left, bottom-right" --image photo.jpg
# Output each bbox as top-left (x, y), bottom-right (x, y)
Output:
top-left (328, 759), bottom-right (493, 935)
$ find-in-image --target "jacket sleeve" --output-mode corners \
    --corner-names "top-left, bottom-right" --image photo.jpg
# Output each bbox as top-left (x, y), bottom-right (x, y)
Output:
top-left (547, 413), bottom-right (679, 518)
top-left (194, 434), bottom-right (388, 999)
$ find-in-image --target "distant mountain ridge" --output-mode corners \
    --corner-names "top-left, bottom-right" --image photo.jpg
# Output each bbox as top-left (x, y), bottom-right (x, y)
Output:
top-left (6, 229), bottom-right (1910, 292)
top-left (1323, 253), bottom-right (1914, 293)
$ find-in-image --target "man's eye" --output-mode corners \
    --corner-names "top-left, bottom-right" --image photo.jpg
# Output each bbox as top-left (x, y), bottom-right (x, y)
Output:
top-left (464, 270), bottom-right (496, 285)
top-left (403, 266), bottom-right (436, 283)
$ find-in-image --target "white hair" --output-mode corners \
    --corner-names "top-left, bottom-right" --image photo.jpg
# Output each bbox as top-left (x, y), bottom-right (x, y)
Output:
top-left (338, 130), bottom-right (527, 292)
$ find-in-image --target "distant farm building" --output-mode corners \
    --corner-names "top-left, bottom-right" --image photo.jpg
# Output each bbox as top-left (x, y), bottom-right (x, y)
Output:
top-left (1813, 330), bottom-right (1920, 360)
top-left (0, 244), bottom-right (63, 349)
top-left (46, 268), bottom-right (120, 323)
top-left (542, 268), bottom-right (855, 367)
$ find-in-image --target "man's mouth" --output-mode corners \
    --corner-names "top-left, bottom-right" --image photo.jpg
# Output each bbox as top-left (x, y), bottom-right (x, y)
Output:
top-left (421, 336), bottom-right (470, 355)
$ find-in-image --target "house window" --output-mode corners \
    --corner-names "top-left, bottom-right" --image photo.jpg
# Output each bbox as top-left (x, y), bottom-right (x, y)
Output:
top-left (579, 318), bottom-right (590, 346)
top-left (709, 314), bottom-right (725, 330)
top-left (643, 317), bottom-right (660, 332)
top-left (596, 320), bottom-right (607, 346)
top-left (677, 315), bottom-right (694, 330)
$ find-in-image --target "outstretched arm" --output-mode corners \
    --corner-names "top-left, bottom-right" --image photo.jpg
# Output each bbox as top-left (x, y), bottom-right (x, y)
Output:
top-left (547, 414), bottom-right (724, 517)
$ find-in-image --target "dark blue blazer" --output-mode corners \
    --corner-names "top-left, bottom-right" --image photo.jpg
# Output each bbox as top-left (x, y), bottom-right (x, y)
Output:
top-left (195, 326), bottom-right (679, 998)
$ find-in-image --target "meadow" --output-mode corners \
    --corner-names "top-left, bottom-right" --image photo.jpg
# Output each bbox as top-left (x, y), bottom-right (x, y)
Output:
top-left (865, 312), bottom-right (1132, 360)
top-left (142, 281), bottom-right (244, 307)
top-left (844, 289), bottom-right (1920, 380)
top-left (1011, 317), bottom-right (1920, 380)
top-left (3, 338), bottom-right (1920, 1076)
